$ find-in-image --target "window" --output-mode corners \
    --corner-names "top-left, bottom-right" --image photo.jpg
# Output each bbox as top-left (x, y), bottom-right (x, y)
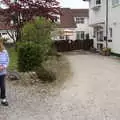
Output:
top-left (109, 28), bottom-right (112, 38)
top-left (81, 31), bottom-right (85, 39)
top-left (65, 35), bottom-right (70, 40)
top-left (75, 17), bottom-right (85, 24)
top-left (54, 16), bottom-right (60, 23)
top-left (96, 0), bottom-right (101, 5)
top-left (97, 31), bottom-right (104, 41)
top-left (97, 43), bottom-right (103, 50)
top-left (59, 35), bottom-right (64, 40)
top-left (76, 32), bottom-right (81, 39)
top-left (2, 33), bottom-right (7, 35)
top-left (93, 28), bottom-right (96, 38)
top-left (112, 0), bottom-right (120, 6)
top-left (76, 31), bottom-right (85, 40)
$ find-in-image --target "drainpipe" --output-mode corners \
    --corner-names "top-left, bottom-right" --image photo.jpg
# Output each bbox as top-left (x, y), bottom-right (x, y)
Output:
top-left (105, 0), bottom-right (108, 48)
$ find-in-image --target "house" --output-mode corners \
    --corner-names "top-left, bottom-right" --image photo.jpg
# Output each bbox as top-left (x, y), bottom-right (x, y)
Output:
top-left (0, 13), bottom-right (15, 43)
top-left (110, 0), bottom-right (120, 54)
top-left (0, 24), bottom-right (15, 43)
top-left (54, 8), bottom-right (90, 41)
top-left (83, 0), bottom-right (120, 54)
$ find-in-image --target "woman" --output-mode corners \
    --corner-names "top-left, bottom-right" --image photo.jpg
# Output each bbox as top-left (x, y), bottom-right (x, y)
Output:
top-left (0, 39), bottom-right (9, 106)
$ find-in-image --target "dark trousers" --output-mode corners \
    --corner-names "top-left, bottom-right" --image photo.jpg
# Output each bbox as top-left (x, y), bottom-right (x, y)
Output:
top-left (0, 75), bottom-right (6, 99)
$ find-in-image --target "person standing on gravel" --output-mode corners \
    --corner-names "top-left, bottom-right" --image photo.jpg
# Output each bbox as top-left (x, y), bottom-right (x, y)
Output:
top-left (0, 39), bottom-right (9, 106)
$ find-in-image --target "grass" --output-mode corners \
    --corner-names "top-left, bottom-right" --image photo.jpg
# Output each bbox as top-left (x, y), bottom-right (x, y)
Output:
top-left (7, 47), bottom-right (18, 70)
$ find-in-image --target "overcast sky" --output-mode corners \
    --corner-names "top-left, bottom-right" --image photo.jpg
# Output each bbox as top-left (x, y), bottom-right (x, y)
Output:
top-left (60, 0), bottom-right (89, 9)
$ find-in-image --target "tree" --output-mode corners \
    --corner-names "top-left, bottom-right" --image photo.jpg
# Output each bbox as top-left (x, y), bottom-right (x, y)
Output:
top-left (18, 17), bottom-right (54, 72)
top-left (0, 0), bottom-right (60, 42)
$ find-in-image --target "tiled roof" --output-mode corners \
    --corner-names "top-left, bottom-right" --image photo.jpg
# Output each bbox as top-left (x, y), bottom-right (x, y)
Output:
top-left (0, 24), bottom-right (11, 30)
top-left (0, 13), bottom-right (11, 30)
top-left (0, 8), bottom-right (89, 29)
top-left (59, 8), bottom-right (76, 28)
top-left (71, 9), bottom-right (89, 17)
top-left (59, 8), bottom-right (89, 28)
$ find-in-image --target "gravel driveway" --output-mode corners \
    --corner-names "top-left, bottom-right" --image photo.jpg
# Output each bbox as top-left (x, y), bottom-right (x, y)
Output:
top-left (1, 52), bottom-right (120, 120)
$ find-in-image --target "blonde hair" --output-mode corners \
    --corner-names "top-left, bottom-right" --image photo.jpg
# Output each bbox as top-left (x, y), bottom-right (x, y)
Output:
top-left (0, 39), bottom-right (5, 52)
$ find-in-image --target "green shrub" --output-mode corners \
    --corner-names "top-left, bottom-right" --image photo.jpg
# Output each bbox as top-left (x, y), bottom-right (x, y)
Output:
top-left (18, 42), bottom-right (44, 72)
top-left (21, 17), bottom-right (53, 54)
top-left (21, 17), bottom-right (54, 45)
top-left (18, 17), bottom-right (55, 72)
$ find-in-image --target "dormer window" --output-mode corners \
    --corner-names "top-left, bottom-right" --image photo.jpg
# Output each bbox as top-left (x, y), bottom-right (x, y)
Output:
top-left (75, 17), bottom-right (85, 24)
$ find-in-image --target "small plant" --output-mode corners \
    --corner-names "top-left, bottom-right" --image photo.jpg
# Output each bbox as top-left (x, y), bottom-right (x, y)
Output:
top-left (102, 47), bottom-right (111, 51)
top-left (102, 47), bottom-right (111, 56)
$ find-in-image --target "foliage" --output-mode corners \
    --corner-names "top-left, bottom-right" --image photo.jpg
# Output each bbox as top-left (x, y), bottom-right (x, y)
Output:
top-left (21, 17), bottom-right (54, 57)
top-left (18, 17), bottom-right (54, 72)
top-left (101, 47), bottom-right (111, 56)
top-left (21, 17), bottom-right (54, 44)
top-left (18, 42), bottom-right (43, 72)
top-left (0, 0), bottom-right (60, 41)
top-left (102, 47), bottom-right (111, 52)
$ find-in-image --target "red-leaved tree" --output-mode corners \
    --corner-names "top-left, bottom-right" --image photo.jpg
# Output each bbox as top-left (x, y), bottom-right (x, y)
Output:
top-left (0, 0), bottom-right (60, 42)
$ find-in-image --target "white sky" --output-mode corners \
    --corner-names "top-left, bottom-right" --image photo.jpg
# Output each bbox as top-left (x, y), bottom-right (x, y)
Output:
top-left (60, 0), bottom-right (89, 9)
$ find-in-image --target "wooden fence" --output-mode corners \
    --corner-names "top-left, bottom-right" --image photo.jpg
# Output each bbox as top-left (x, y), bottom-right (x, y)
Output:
top-left (53, 39), bottom-right (93, 52)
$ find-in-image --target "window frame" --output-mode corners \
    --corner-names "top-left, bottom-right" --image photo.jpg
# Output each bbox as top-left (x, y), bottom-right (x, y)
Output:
top-left (75, 17), bottom-right (85, 24)
top-left (2, 33), bottom-right (7, 35)
top-left (96, 30), bottom-right (104, 41)
top-left (76, 31), bottom-right (85, 40)
top-left (96, 0), bottom-right (101, 5)
top-left (109, 28), bottom-right (112, 38)
top-left (59, 35), bottom-right (64, 40)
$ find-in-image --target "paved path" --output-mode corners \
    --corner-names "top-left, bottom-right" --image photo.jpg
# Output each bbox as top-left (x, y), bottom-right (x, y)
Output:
top-left (1, 52), bottom-right (120, 120)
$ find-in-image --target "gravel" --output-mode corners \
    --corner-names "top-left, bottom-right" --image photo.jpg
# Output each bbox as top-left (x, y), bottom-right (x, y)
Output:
top-left (1, 52), bottom-right (120, 120)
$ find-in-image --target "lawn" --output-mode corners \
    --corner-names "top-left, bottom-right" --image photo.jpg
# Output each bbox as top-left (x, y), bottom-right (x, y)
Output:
top-left (7, 47), bottom-right (18, 70)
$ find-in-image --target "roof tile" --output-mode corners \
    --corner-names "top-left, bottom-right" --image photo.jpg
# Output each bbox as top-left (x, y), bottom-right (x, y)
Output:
top-left (59, 8), bottom-right (89, 28)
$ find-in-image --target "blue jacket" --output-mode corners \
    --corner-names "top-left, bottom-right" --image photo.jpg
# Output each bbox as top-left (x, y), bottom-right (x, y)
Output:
top-left (0, 49), bottom-right (9, 76)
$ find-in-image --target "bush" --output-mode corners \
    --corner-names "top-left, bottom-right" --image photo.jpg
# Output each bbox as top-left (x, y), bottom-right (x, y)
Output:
top-left (21, 17), bottom-right (54, 46)
top-left (18, 42), bottom-right (45, 72)
top-left (35, 66), bottom-right (56, 82)
top-left (18, 17), bottom-right (55, 72)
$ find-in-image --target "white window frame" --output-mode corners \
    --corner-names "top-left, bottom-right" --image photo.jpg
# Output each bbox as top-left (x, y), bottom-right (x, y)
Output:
top-left (96, 30), bottom-right (104, 41)
top-left (76, 31), bottom-right (85, 40)
top-left (109, 27), bottom-right (112, 38)
top-left (75, 17), bottom-right (85, 24)
top-left (91, 0), bottom-right (101, 9)
top-left (59, 35), bottom-right (64, 40)
top-left (96, 0), bottom-right (101, 5)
